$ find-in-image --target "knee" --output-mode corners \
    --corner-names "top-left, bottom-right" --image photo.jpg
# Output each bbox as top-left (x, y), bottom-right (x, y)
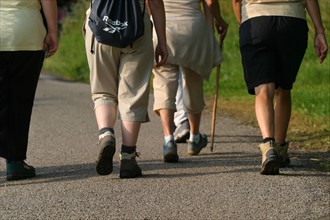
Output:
top-left (275, 88), bottom-right (291, 97)
top-left (255, 83), bottom-right (275, 100)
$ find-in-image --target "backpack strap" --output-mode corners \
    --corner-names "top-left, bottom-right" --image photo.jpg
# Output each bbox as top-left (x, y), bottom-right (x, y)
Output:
top-left (90, 34), bottom-right (95, 54)
top-left (130, 0), bottom-right (146, 48)
top-left (89, 0), bottom-right (95, 54)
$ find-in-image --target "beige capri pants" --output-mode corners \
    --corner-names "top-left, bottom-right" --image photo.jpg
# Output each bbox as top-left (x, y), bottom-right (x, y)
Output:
top-left (84, 13), bottom-right (154, 122)
top-left (153, 64), bottom-right (205, 114)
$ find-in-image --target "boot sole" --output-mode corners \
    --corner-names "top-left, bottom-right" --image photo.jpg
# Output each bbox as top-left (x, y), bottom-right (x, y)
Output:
top-left (174, 132), bottom-right (190, 143)
top-left (119, 170), bottom-right (142, 179)
top-left (187, 137), bottom-right (207, 156)
top-left (260, 159), bottom-right (280, 175)
top-left (163, 153), bottom-right (179, 163)
top-left (96, 144), bottom-right (115, 175)
top-left (280, 158), bottom-right (291, 168)
top-left (6, 173), bottom-right (36, 181)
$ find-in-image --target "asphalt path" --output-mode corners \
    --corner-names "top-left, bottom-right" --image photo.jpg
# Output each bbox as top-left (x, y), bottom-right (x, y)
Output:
top-left (0, 75), bottom-right (329, 219)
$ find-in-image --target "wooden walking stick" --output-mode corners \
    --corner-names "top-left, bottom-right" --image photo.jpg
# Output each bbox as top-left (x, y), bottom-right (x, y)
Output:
top-left (210, 63), bottom-right (221, 152)
top-left (210, 41), bottom-right (223, 152)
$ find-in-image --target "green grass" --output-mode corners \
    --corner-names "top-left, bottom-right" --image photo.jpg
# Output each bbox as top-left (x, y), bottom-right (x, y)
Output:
top-left (43, 0), bottom-right (330, 153)
top-left (43, 0), bottom-right (90, 82)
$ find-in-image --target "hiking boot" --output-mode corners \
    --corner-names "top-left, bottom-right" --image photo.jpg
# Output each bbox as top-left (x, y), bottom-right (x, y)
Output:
top-left (187, 134), bottom-right (207, 155)
top-left (163, 140), bottom-right (179, 163)
top-left (6, 161), bottom-right (36, 181)
top-left (174, 119), bottom-right (190, 143)
top-left (275, 141), bottom-right (290, 167)
top-left (96, 133), bottom-right (116, 175)
top-left (119, 152), bottom-right (142, 178)
top-left (259, 141), bottom-right (280, 175)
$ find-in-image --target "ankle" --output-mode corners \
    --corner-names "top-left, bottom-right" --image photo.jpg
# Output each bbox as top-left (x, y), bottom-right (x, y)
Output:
top-left (98, 127), bottom-right (114, 140)
top-left (263, 137), bottom-right (275, 143)
top-left (164, 135), bottom-right (174, 145)
top-left (189, 133), bottom-right (200, 143)
top-left (121, 145), bottom-right (136, 154)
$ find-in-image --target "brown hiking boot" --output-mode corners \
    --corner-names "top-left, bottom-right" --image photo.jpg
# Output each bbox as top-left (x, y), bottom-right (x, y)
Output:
top-left (119, 152), bottom-right (142, 178)
top-left (275, 141), bottom-right (290, 167)
top-left (259, 140), bottom-right (280, 175)
top-left (96, 133), bottom-right (116, 175)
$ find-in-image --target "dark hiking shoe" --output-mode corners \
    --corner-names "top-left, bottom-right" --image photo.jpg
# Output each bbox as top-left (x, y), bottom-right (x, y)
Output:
top-left (174, 119), bottom-right (190, 143)
top-left (6, 161), bottom-right (36, 181)
top-left (259, 141), bottom-right (280, 175)
top-left (187, 134), bottom-right (207, 155)
top-left (119, 152), bottom-right (142, 178)
top-left (96, 133), bottom-right (116, 175)
top-left (275, 141), bottom-right (290, 167)
top-left (163, 140), bottom-right (179, 163)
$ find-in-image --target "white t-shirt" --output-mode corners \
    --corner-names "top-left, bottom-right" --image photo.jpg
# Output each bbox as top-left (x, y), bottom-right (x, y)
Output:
top-left (0, 0), bottom-right (46, 51)
top-left (241, 0), bottom-right (306, 23)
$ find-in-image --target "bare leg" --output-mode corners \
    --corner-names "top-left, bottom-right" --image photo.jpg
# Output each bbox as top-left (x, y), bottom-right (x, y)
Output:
top-left (188, 112), bottom-right (201, 135)
top-left (255, 84), bottom-right (280, 175)
top-left (255, 83), bottom-right (276, 139)
top-left (121, 121), bottom-right (141, 146)
top-left (95, 104), bottom-right (117, 175)
top-left (95, 104), bottom-right (117, 129)
top-left (274, 88), bottom-right (291, 144)
top-left (159, 109), bottom-right (175, 136)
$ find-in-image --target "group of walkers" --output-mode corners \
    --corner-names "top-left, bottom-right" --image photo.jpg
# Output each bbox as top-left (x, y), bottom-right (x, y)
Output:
top-left (0, 0), bottom-right (327, 181)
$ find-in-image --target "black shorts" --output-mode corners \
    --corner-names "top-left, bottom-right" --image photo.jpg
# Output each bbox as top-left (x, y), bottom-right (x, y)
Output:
top-left (239, 16), bottom-right (308, 95)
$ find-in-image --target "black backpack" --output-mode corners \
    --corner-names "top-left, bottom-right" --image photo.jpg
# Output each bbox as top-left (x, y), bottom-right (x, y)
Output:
top-left (88, 0), bottom-right (146, 51)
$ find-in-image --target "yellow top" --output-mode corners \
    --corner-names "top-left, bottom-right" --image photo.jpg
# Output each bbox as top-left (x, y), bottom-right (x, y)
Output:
top-left (241, 0), bottom-right (306, 23)
top-left (0, 0), bottom-right (46, 51)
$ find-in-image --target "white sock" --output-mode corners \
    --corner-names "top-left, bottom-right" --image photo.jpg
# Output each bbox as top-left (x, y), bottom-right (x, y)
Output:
top-left (189, 133), bottom-right (200, 143)
top-left (164, 135), bottom-right (174, 144)
top-left (99, 131), bottom-right (112, 140)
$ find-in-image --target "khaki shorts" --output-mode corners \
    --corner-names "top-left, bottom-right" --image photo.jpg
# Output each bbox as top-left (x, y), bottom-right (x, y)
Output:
top-left (153, 63), bottom-right (205, 114)
top-left (84, 14), bottom-right (154, 122)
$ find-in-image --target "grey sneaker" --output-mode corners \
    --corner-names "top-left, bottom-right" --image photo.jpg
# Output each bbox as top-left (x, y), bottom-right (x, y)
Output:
top-left (174, 119), bottom-right (190, 143)
top-left (119, 152), bottom-right (142, 178)
top-left (187, 134), bottom-right (207, 155)
top-left (163, 140), bottom-right (179, 163)
top-left (96, 133), bottom-right (116, 175)
top-left (259, 141), bottom-right (280, 175)
top-left (275, 141), bottom-right (290, 167)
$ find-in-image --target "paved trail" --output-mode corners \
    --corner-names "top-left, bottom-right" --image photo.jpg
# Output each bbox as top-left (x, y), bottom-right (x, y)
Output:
top-left (0, 75), bottom-right (329, 219)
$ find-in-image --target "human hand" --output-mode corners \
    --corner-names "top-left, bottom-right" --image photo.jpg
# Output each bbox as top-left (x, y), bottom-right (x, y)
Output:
top-left (44, 32), bottom-right (58, 58)
top-left (215, 17), bottom-right (228, 46)
top-left (314, 33), bottom-right (328, 64)
top-left (155, 43), bottom-right (168, 68)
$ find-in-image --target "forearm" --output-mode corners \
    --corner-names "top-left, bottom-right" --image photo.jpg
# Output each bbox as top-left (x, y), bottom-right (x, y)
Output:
top-left (306, 0), bottom-right (328, 63)
top-left (40, 0), bottom-right (58, 34)
top-left (146, 0), bottom-right (151, 16)
top-left (202, 1), bottom-right (214, 29)
top-left (148, 0), bottom-right (166, 46)
top-left (232, 0), bottom-right (242, 24)
top-left (305, 0), bottom-right (325, 34)
top-left (204, 0), bottom-right (223, 24)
